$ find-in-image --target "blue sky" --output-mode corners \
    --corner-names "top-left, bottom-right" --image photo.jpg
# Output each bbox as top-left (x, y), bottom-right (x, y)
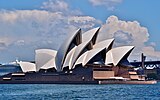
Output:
top-left (0, 0), bottom-right (159, 62)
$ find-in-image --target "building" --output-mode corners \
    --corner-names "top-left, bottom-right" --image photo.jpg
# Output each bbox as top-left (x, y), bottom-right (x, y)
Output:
top-left (0, 27), bottom-right (149, 84)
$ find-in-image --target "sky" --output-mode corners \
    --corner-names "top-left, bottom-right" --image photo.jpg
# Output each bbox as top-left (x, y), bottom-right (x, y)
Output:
top-left (0, 0), bottom-right (159, 63)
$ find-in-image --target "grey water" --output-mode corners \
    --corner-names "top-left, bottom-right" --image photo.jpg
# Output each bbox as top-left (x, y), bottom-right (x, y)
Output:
top-left (0, 83), bottom-right (160, 100)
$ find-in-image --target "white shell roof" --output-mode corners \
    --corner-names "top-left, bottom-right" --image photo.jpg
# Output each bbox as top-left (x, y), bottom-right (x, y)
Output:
top-left (35, 49), bottom-right (57, 71)
top-left (18, 61), bottom-right (36, 72)
top-left (40, 58), bottom-right (56, 69)
top-left (70, 41), bottom-right (90, 69)
top-left (105, 50), bottom-right (113, 65)
top-left (17, 27), bottom-right (135, 72)
top-left (74, 48), bottom-right (105, 68)
top-left (56, 29), bottom-right (81, 71)
top-left (105, 46), bottom-right (134, 66)
top-left (63, 46), bottom-right (77, 70)
top-left (36, 49), bottom-right (57, 57)
top-left (93, 38), bottom-right (114, 49)
top-left (82, 27), bottom-right (100, 43)
top-left (74, 51), bottom-right (88, 67)
top-left (84, 48), bottom-right (105, 65)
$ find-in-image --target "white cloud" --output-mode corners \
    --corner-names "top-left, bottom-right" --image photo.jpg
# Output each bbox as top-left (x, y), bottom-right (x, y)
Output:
top-left (113, 30), bottom-right (133, 45)
top-left (41, 0), bottom-right (81, 15)
top-left (89, 0), bottom-right (123, 10)
top-left (68, 16), bottom-right (101, 29)
top-left (0, 6), bottom-right (100, 62)
top-left (98, 15), bottom-right (149, 45)
top-left (41, 0), bottom-right (68, 12)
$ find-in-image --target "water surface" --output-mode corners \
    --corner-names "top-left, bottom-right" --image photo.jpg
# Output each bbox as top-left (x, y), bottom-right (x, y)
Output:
top-left (0, 83), bottom-right (159, 100)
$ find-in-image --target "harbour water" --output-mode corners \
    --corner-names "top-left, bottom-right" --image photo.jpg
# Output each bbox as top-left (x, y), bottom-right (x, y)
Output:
top-left (0, 83), bottom-right (159, 100)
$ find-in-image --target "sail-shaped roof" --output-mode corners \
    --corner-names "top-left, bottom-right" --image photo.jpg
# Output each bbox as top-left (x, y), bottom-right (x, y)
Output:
top-left (56, 29), bottom-right (82, 71)
top-left (73, 48), bottom-right (105, 68)
top-left (93, 38), bottom-right (114, 50)
top-left (70, 41), bottom-right (90, 69)
top-left (18, 61), bottom-right (36, 72)
top-left (82, 27), bottom-right (100, 44)
top-left (62, 46), bottom-right (77, 70)
top-left (105, 46), bottom-right (134, 66)
top-left (35, 49), bottom-right (57, 71)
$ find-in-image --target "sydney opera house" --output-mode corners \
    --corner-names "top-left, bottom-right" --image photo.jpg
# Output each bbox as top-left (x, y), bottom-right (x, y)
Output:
top-left (0, 27), bottom-right (148, 84)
